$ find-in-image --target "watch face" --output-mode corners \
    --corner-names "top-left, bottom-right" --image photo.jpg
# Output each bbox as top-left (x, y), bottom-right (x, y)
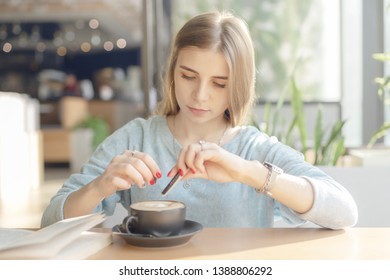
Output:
top-left (264, 162), bottom-right (283, 174)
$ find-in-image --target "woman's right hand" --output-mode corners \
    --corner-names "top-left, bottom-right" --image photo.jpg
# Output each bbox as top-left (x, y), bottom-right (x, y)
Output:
top-left (92, 150), bottom-right (162, 199)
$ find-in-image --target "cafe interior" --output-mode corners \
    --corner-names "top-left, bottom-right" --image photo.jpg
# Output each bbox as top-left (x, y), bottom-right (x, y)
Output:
top-left (0, 0), bottom-right (389, 231)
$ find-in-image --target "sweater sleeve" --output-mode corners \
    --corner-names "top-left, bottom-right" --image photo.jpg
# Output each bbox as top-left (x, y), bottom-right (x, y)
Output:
top-left (40, 119), bottom-right (143, 227)
top-left (294, 177), bottom-right (358, 229)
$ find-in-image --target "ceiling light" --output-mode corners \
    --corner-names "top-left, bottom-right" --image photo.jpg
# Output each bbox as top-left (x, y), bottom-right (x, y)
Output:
top-left (36, 42), bottom-right (46, 52)
top-left (3, 42), bottom-right (12, 53)
top-left (81, 42), bottom-right (91, 52)
top-left (56, 46), bottom-right (67, 56)
top-left (103, 41), bottom-right (114, 51)
top-left (116, 38), bottom-right (127, 49)
top-left (88, 19), bottom-right (99, 30)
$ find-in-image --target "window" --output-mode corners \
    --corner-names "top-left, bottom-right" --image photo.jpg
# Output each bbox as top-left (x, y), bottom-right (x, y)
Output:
top-left (172, 0), bottom-right (341, 102)
top-left (171, 0), bottom-right (388, 148)
top-left (384, 0), bottom-right (390, 144)
top-left (172, 0), bottom-right (342, 149)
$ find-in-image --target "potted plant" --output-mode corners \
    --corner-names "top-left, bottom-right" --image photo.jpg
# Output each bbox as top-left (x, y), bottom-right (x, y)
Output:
top-left (346, 51), bottom-right (390, 167)
top-left (73, 115), bottom-right (110, 150)
top-left (251, 77), bottom-right (346, 166)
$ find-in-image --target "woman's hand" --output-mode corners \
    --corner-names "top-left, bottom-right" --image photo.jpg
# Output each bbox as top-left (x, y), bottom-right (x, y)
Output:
top-left (64, 150), bottom-right (161, 219)
top-left (93, 150), bottom-right (162, 199)
top-left (167, 141), bottom-right (246, 183)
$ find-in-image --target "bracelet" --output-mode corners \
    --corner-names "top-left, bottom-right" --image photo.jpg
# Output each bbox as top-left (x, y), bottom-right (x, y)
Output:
top-left (255, 162), bottom-right (284, 196)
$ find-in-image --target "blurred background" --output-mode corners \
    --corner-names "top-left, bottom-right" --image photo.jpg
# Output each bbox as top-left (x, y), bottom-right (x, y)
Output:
top-left (0, 0), bottom-right (389, 228)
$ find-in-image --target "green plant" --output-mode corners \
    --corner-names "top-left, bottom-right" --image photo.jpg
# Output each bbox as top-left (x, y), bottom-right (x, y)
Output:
top-left (313, 108), bottom-right (346, 166)
top-left (251, 77), bottom-right (346, 166)
top-left (73, 115), bottom-right (110, 150)
top-left (368, 52), bottom-right (390, 147)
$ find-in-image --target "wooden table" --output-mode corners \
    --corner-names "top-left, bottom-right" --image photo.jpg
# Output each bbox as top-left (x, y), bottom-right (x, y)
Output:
top-left (89, 227), bottom-right (390, 260)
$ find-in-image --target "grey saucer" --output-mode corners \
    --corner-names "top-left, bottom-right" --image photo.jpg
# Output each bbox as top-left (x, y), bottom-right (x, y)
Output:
top-left (112, 220), bottom-right (203, 248)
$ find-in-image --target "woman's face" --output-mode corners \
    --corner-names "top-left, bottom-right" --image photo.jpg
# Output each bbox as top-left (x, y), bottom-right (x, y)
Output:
top-left (174, 46), bottom-right (229, 125)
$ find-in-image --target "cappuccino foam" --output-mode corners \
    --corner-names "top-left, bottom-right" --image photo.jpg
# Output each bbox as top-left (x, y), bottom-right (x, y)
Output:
top-left (131, 200), bottom-right (185, 211)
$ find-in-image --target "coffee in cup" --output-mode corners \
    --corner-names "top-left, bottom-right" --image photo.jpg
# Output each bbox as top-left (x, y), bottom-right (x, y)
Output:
top-left (122, 200), bottom-right (186, 237)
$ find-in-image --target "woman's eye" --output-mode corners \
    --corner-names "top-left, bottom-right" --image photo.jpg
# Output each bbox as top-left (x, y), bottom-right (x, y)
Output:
top-left (181, 74), bottom-right (195, 80)
top-left (214, 82), bottom-right (226, 88)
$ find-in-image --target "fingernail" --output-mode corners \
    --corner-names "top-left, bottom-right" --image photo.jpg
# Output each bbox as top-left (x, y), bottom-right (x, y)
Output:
top-left (149, 179), bottom-right (155, 185)
top-left (156, 171), bottom-right (162, 179)
top-left (190, 168), bottom-right (196, 174)
top-left (178, 169), bottom-right (184, 176)
top-left (167, 170), bottom-right (172, 177)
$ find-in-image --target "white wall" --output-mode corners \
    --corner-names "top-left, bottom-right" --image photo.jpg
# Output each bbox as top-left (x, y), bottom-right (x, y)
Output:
top-left (320, 166), bottom-right (390, 227)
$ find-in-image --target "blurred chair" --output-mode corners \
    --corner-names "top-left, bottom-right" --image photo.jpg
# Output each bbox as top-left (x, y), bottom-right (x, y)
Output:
top-left (59, 96), bottom-right (89, 129)
top-left (42, 96), bottom-right (88, 165)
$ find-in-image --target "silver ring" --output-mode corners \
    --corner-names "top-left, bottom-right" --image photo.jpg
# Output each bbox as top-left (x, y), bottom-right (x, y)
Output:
top-left (199, 140), bottom-right (205, 151)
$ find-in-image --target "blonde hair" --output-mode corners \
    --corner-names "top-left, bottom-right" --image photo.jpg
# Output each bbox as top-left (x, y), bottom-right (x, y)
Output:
top-left (157, 11), bottom-right (255, 126)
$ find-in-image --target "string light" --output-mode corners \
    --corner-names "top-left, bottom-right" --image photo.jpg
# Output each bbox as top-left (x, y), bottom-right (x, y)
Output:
top-left (91, 31), bottom-right (101, 46)
top-left (103, 41), bottom-right (114, 51)
top-left (116, 38), bottom-right (127, 49)
top-left (56, 46), bottom-right (67, 56)
top-left (2, 42), bottom-right (12, 53)
top-left (65, 30), bottom-right (75, 42)
top-left (81, 42), bottom-right (91, 53)
top-left (0, 19), bottom-right (129, 54)
top-left (36, 42), bottom-right (46, 52)
top-left (88, 19), bottom-right (99, 29)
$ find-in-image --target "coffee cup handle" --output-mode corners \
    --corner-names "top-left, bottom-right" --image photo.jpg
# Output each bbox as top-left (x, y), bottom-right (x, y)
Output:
top-left (122, 215), bottom-right (138, 234)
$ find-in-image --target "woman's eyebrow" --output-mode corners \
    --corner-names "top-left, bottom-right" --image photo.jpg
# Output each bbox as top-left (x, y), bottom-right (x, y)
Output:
top-left (179, 65), bottom-right (228, 80)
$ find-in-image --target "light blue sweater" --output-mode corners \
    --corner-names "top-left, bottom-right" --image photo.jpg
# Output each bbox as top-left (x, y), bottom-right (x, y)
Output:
top-left (41, 115), bottom-right (358, 229)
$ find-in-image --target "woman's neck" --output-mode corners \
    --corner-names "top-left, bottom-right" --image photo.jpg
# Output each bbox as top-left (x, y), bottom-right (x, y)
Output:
top-left (170, 114), bottom-right (230, 147)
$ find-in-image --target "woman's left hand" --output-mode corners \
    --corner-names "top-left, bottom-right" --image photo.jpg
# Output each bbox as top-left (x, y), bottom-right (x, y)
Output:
top-left (167, 141), bottom-right (246, 183)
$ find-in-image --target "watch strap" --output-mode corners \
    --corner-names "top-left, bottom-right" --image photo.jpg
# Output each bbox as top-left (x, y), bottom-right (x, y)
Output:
top-left (256, 162), bottom-right (284, 196)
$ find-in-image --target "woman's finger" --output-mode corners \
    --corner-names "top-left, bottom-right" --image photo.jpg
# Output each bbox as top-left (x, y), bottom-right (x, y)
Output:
top-left (183, 143), bottom-right (201, 173)
top-left (126, 150), bottom-right (162, 181)
top-left (110, 175), bottom-right (133, 190)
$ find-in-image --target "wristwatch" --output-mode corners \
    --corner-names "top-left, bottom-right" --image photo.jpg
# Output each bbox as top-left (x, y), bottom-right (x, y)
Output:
top-left (256, 162), bottom-right (284, 196)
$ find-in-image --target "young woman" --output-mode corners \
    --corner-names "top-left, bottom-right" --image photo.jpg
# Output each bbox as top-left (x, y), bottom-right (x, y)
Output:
top-left (41, 11), bottom-right (358, 229)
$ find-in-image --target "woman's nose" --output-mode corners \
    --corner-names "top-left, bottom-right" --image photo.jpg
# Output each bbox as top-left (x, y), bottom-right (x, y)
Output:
top-left (193, 82), bottom-right (209, 101)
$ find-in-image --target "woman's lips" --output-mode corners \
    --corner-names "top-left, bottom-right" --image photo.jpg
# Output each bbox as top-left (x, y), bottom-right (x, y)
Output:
top-left (188, 106), bottom-right (208, 115)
